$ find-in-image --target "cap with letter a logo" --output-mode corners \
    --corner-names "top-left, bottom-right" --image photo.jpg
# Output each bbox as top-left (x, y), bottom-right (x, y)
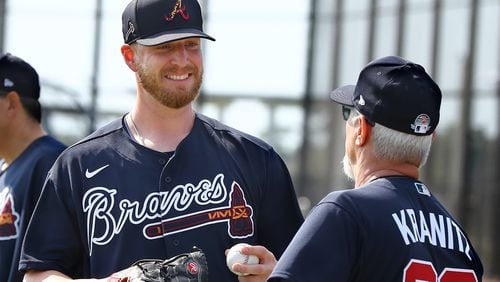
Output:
top-left (122, 0), bottom-right (215, 46)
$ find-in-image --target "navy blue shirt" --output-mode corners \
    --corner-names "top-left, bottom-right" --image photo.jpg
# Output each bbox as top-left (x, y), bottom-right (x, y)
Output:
top-left (19, 113), bottom-right (304, 281)
top-left (270, 176), bottom-right (483, 282)
top-left (0, 136), bottom-right (66, 282)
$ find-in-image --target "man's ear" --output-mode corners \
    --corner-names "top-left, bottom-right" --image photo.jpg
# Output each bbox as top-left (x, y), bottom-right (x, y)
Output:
top-left (121, 44), bottom-right (138, 72)
top-left (5, 91), bottom-right (21, 111)
top-left (355, 116), bottom-right (372, 146)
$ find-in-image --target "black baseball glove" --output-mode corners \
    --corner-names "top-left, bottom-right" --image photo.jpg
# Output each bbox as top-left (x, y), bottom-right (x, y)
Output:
top-left (124, 247), bottom-right (209, 282)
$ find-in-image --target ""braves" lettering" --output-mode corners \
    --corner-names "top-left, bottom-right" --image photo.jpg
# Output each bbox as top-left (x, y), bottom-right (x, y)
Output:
top-left (83, 174), bottom-right (228, 255)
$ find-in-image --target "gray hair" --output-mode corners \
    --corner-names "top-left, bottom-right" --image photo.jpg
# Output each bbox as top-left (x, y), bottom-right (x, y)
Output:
top-left (349, 110), bottom-right (433, 167)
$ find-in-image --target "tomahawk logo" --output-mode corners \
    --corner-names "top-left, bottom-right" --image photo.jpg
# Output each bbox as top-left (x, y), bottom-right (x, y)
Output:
top-left (144, 181), bottom-right (254, 239)
top-left (0, 189), bottom-right (19, 240)
top-left (83, 173), bottom-right (254, 255)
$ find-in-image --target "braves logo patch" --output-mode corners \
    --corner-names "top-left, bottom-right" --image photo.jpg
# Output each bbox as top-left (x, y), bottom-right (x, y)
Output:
top-left (0, 189), bottom-right (19, 240)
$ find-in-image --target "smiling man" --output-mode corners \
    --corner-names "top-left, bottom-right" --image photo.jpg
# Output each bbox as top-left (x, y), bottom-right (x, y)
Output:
top-left (19, 0), bottom-right (303, 281)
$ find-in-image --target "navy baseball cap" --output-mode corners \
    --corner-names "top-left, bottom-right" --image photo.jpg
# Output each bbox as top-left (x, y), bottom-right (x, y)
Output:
top-left (122, 0), bottom-right (215, 46)
top-left (0, 53), bottom-right (40, 100)
top-left (330, 56), bottom-right (442, 136)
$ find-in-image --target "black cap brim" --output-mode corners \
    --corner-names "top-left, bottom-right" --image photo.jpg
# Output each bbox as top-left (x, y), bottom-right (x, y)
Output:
top-left (329, 85), bottom-right (355, 107)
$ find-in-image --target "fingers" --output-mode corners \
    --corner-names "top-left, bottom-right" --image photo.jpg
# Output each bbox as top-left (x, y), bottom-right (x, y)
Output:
top-left (228, 244), bottom-right (277, 281)
top-left (239, 244), bottom-right (276, 264)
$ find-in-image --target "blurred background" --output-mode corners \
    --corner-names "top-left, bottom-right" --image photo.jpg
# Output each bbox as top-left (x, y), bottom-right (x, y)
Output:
top-left (1, 0), bottom-right (499, 279)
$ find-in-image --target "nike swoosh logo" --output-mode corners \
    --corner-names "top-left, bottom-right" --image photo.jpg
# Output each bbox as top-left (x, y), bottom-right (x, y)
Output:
top-left (85, 164), bottom-right (110, 179)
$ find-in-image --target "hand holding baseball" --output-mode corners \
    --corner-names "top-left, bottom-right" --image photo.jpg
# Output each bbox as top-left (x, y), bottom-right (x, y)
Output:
top-left (225, 243), bottom-right (277, 280)
top-left (226, 243), bottom-right (259, 276)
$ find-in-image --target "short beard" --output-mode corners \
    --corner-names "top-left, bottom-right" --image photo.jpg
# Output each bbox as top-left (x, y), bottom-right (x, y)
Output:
top-left (137, 63), bottom-right (202, 109)
top-left (342, 155), bottom-right (354, 180)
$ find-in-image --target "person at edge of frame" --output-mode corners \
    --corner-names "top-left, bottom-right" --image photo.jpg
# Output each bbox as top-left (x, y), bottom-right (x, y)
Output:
top-left (0, 53), bottom-right (67, 282)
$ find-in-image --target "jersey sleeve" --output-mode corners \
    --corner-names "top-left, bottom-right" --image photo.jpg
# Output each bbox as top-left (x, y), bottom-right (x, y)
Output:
top-left (19, 165), bottom-right (84, 276)
top-left (269, 200), bottom-right (359, 282)
top-left (24, 151), bottom-right (64, 222)
top-left (255, 149), bottom-right (304, 259)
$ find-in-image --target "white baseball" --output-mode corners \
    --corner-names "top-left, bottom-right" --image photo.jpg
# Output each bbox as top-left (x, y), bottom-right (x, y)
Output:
top-left (226, 243), bottom-right (259, 276)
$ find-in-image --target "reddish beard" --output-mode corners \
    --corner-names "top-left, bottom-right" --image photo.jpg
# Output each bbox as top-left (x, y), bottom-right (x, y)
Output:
top-left (137, 64), bottom-right (202, 109)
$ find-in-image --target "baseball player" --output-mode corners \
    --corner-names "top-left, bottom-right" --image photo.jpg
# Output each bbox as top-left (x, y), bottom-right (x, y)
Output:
top-left (0, 53), bottom-right (66, 282)
top-left (19, 0), bottom-right (303, 281)
top-left (269, 56), bottom-right (483, 281)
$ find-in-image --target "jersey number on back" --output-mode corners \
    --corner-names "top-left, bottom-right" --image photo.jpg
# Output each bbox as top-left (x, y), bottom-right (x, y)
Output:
top-left (403, 259), bottom-right (478, 282)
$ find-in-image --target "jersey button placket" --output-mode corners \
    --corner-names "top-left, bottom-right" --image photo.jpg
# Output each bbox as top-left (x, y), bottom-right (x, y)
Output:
top-left (159, 154), bottom-right (175, 256)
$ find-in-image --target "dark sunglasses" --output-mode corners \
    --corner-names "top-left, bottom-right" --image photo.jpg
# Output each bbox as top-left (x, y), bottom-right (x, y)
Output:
top-left (342, 105), bottom-right (352, 121)
top-left (342, 105), bottom-right (375, 126)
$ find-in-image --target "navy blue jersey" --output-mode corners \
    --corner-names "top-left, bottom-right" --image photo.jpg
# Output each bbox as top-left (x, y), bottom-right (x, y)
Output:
top-left (19, 113), bottom-right (304, 281)
top-left (0, 136), bottom-right (66, 282)
top-left (270, 176), bottom-right (483, 282)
